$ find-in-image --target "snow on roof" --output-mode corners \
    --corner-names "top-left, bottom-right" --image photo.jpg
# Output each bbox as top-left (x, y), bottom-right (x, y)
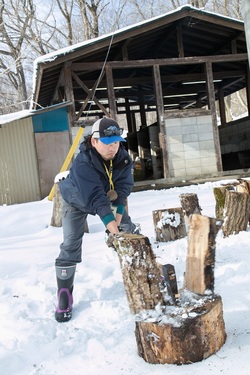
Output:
top-left (0, 110), bottom-right (33, 125)
top-left (31, 5), bottom-right (243, 108)
top-left (33, 5), bottom-right (243, 67)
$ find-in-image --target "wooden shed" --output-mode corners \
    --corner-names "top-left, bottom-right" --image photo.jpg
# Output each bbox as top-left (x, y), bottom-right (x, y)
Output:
top-left (31, 5), bottom-right (250, 183)
top-left (3, 5), bottom-right (250, 205)
top-left (0, 103), bottom-right (71, 205)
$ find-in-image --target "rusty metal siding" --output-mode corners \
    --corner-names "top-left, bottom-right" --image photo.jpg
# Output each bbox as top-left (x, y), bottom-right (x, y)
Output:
top-left (0, 117), bottom-right (41, 205)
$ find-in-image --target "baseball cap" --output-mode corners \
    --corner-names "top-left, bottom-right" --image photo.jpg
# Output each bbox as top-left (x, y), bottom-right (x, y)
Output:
top-left (91, 117), bottom-right (126, 145)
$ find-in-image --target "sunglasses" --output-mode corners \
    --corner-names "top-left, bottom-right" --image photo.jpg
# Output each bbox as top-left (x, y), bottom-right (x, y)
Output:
top-left (103, 126), bottom-right (123, 136)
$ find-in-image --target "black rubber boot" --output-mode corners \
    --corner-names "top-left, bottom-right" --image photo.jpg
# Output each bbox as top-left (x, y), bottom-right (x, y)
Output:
top-left (55, 263), bottom-right (76, 323)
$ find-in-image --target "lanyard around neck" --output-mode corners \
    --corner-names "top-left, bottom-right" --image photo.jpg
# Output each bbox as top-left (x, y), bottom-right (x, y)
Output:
top-left (103, 160), bottom-right (114, 190)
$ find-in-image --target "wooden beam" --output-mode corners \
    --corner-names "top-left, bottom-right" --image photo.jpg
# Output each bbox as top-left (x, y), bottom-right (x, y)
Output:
top-left (153, 65), bottom-right (169, 178)
top-left (125, 98), bottom-right (133, 132)
top-left (205, 61), bottom-right (223, 172)
top-left (71, 71), bottom-right (110, 118)
top-left (246, 70), bottom-right (250, 117)
top-left (51, 67), bottom-right (64, 104)
top-left (176, 25), bottom-right (184, 57)
top-left (63, 62), bottom-right (76, 125)
top-left (80, 70), bottom-right (246, 88)
top-left (105, 65), bottom-right (117, 119)
top-left (71, 53), bottom-right (248, 70)
top-left (218, 88), bottom-right (226, 125)
top-left (32, 65), bottom-right (44, 109)
top-left (138, 91), bottom-right (147, 127)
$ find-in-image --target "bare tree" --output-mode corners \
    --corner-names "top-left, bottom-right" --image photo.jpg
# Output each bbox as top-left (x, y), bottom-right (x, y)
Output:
top-left (0, 0), bottom-right (35, 111)
top-left (55, 0), bottom-right (74, 45)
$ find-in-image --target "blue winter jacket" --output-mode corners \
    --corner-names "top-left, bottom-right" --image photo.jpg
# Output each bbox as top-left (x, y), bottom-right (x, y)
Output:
top-left (60, 141), bottom-right (134, 225)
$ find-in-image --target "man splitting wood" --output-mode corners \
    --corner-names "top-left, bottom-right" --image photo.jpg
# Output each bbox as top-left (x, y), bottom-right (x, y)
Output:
top-left (54, 117), bottom-right (139, 322)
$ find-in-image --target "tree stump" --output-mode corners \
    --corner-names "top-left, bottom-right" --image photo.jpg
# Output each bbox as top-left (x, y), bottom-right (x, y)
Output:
top-left (185, 214), bottom-right (222, 294)
top-left (135, 294), bottom-right (226, 365)
top-left (213, 186), bottom-right (228, 220)
top-left (236, 178), bottom-right (250, 194)
top-left (50, 183), bottom-right (63, 227)
top-left (113, 233), bottom-right (164, 314)
top-left (152, 208), bottom-right (186, 242)
top-left (222, 190), bottom-right (250, 237)
top-left (179, 193), bottom-right (202, 231)
top-left (179, 193), bottom-right (202, 218)
top-left (50, 182), bottom-right (89, 232)
top-left (113, 232), bottom-right (226, 365)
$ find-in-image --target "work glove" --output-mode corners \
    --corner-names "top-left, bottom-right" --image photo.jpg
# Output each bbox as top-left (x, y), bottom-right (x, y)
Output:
top-left (105, 226), bottom-right (123, 248)
top-left (105, 230), bottom-right (115, 248)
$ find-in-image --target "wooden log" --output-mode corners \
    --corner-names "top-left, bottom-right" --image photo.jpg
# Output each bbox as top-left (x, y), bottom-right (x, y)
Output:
top-left (179, 193), bottom-right (202, 218)
top-left (114, 232), bottom-right (226, 365)
top-left (50, 182), bottom-right (89, 232)
top-left (213, 186), bottom-right (228, 220)
top-left (135, 294), bottom-right (226, 365)
top-left (185, 214), bottom-right (222, 295)
top-left (113, 233), bottom-right (164, 314)
top-left (152, 207), bottom-right (186, 242)
top-left (222, 190), bottom-right (250, 237)
top-left (50, 183), bottom-right (63, 227)
top-left (236, 178), bottom-right (250, 194)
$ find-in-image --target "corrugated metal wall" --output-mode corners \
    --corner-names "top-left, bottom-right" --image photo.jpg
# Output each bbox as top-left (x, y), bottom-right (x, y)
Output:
top-left (0, 118), bottom-right (41, 205)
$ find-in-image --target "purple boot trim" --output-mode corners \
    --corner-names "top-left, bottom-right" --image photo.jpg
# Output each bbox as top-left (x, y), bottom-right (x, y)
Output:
top-left (56, 288), bottom-right (73, 313)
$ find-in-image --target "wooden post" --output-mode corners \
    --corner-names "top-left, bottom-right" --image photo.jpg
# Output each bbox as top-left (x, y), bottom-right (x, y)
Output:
top-left (152, 207), bottom-right (186, 242)
top-left (222, 190), bottom-right (250, 237)
top-left (185, 214), bottom-right (222, 294)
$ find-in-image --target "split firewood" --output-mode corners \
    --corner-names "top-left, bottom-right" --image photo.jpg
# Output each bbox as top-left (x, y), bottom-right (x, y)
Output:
top-left (185, 214), bottom-right (222, 294)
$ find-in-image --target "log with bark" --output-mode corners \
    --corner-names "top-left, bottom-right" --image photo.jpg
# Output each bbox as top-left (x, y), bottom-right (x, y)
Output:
top-left (179, 193), bottom-right (202, 218)
top-left (135, 293), bottom-right (226, 365)
top-left (236, 178), bottom-right (250, 194)
top-left (50, 183), bottom-right (63, 227)
top-left (113, 231), bottom-right (226, 365)
top-left (113, 233), bottom-right (164, 314)
top-left (50, 181), bottom-right (89, 232)
top-left (222, 190), bottom-right (250, 237)
top-left (179, 192), bottom-right (202, 231)
top-left (152, 207), bottom-right (186, 242)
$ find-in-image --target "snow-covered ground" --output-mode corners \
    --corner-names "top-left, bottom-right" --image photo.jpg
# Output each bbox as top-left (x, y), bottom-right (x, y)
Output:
top-left (1, 179), bottom-right (250, 374)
